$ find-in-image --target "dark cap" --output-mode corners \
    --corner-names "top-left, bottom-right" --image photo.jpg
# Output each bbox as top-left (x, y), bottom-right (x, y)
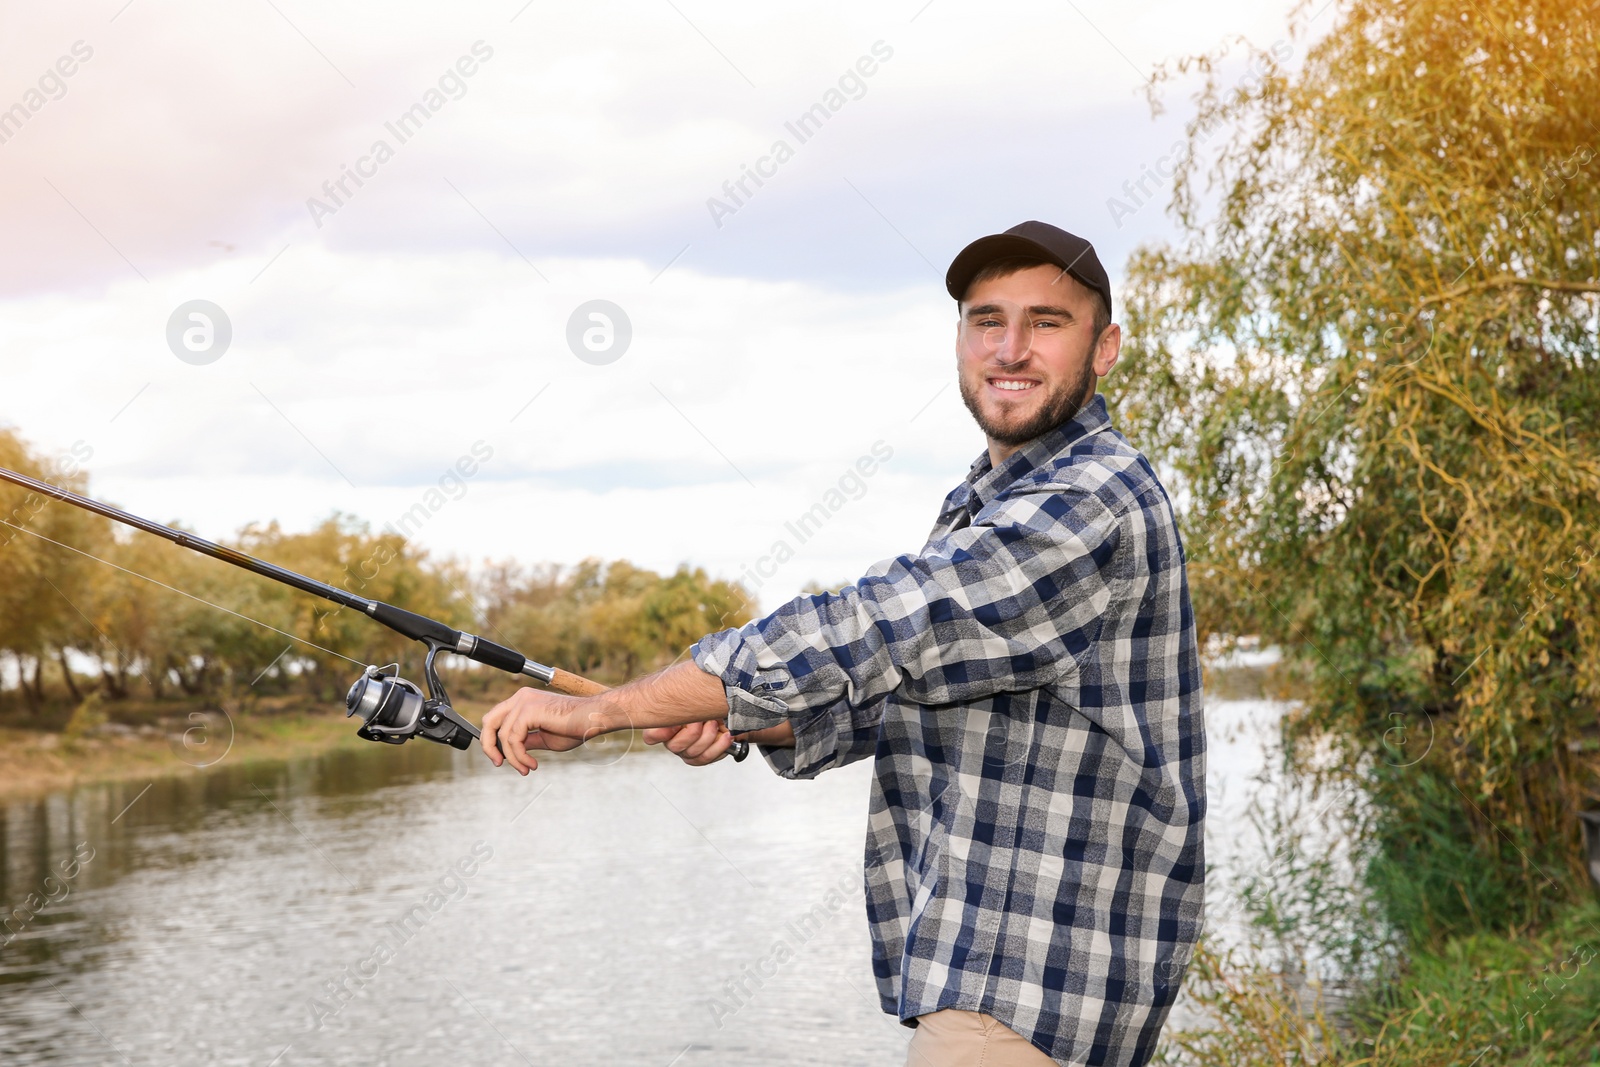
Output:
top-left (945, 221), bottom-right (1113, 319)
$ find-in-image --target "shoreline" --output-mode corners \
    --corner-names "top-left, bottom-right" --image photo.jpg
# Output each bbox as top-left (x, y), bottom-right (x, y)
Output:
top-left (1, 664), bottom-right (1287, 803)
top-left (0, 697), bottom-right (670, 802)
top-left (0, 697), bottom-right (504, 802)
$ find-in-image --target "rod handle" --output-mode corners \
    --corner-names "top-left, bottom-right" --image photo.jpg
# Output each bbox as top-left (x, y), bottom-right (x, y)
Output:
top-left (545, 668), bottom-right (611, 697)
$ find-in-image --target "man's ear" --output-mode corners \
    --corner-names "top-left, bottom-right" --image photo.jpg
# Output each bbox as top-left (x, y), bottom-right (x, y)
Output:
top-left (1093, 323), bottom-right (1122, 377)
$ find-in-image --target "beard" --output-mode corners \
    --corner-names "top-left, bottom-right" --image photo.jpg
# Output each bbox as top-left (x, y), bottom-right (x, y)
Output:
top-left (959, 357), bottom-right (1097, 447)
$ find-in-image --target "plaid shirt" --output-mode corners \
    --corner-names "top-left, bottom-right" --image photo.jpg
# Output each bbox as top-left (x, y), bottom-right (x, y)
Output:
top-left (693, 394), bottom-right (1205, 1067)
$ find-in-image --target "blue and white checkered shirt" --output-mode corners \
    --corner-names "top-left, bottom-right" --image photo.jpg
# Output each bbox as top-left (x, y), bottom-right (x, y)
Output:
top-left (693, 394), bottom-right (1205, 1067)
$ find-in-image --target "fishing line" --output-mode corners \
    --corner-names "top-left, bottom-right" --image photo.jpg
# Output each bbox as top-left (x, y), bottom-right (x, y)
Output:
top-left (0, 464), bottom-right (748, 759)
top-left (0, 516), bottom-right (365, 668)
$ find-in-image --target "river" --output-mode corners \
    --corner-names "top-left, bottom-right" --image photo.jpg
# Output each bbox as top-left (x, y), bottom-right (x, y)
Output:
top-left (1, 696), bottom-right (1297, 1065)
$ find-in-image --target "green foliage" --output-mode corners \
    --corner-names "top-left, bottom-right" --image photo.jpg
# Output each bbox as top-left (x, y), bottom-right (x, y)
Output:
top-left (1364, 764), bottom-right (1576, 946)
top-left (1129, 0), bottom-right (1600, 1060)
top-left (480, 559), bottom-right (753, 686)
top-left (1118, 0), bottom-right (1600, 939)
top-left (1350, 901), bottom-right (1600, 1065)
top-left (0, 431), bottom-right (108, 712)
top-left (1162, 901), bottom-right (1600, 1066)
top-left (1233, 775), bottom-right (1394, 984)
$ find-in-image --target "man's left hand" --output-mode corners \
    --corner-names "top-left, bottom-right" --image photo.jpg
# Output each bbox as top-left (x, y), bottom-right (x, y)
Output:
top-left (643, 720), bottom-right (737, 765)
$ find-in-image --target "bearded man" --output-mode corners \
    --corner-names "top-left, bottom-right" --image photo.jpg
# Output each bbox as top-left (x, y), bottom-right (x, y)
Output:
top-left (483, 221), bottom-right (1207, 1067)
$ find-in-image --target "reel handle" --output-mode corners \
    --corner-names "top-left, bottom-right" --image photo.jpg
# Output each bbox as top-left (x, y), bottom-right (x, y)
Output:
top-left (541, 668), bottom-right (749, 763)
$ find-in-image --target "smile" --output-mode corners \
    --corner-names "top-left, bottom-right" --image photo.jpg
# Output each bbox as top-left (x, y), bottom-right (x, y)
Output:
top-left (988, 378), bottom-right (1039, 392)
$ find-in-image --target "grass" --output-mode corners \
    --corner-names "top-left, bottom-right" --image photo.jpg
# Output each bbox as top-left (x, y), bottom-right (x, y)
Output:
top-left (1162, 899), bottom-right (1600, 1066)
top-left (1348, 901), bottom-right (1600, 1066)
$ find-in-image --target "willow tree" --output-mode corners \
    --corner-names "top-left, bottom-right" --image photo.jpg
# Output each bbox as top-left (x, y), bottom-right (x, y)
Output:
top-left (1117, 0), bottom-right (1600, 938)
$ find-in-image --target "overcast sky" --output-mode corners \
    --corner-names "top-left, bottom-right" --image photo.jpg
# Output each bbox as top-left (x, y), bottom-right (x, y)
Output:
top-left (1, 0), bottom-right (1306, 611)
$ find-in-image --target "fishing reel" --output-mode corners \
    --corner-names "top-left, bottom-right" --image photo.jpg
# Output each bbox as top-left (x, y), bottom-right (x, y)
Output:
top-left (345, 642), bottom-right (481, 751)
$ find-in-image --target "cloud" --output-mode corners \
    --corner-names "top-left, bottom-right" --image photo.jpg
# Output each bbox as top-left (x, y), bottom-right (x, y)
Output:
top-left (0, 0), bottom-right (1303, 609)
top-left (0, 0), bottom-right (1292, 296)
top-left (0, 242), bottom-right (975, 607)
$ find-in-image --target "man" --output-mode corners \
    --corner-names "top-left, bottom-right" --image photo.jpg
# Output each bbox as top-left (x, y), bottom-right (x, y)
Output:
top-left (482, 221), bottom-right (1206, 1067)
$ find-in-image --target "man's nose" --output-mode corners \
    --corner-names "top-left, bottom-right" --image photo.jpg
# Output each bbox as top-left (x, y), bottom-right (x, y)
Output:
top-left (987, 321), bottom-right (1033, 365)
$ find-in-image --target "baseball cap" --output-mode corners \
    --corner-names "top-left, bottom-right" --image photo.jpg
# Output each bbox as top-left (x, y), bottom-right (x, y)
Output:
top-left (945, 221), bottom-right (1113, 320)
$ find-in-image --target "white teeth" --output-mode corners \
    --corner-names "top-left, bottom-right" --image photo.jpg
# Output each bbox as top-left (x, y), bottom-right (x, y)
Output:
top-left (992, 380), bottom-right (1035, 391)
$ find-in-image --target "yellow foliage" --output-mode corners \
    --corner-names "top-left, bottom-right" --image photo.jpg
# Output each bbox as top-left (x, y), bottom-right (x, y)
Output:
top-left (1118, 0), bottom-right (1600, 901)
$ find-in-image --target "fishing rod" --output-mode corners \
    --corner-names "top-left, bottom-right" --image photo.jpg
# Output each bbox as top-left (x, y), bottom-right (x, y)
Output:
top-left (0, 466), bottom-right (748, 761)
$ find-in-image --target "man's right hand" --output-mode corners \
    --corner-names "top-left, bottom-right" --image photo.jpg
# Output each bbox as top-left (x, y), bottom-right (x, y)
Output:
top-left (644, 720), bottom-right (796, 765)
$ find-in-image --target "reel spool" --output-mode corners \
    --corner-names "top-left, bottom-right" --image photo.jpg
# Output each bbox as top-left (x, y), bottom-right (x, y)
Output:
top-left (345, 644), bottom-right (481, 751)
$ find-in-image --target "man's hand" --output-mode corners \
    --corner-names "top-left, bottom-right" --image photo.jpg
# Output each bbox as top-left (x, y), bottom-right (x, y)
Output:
top-left (643, 721), bottom-right (737, 765)
top-left (480, 688), bottom-right (617, 775)
top-left (645, 720), bottom-right (796, 765)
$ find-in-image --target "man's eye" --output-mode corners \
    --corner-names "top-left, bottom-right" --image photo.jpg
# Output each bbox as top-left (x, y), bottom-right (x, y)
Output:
top-left (976, 319), bottom-right (1004, 328)
top-left (1034, 320), bottom-right (1061, 329)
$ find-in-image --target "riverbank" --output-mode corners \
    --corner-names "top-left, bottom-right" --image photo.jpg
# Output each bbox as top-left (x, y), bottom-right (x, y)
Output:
top-left (0, 697), bottom-right (506, 800)
top-left (0, 695), bottom-right (679, 801)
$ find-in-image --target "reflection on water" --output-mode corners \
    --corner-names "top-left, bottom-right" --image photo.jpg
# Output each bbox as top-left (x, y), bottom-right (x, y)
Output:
top-left (0, 698), bottom-right (1299, 1065)
top-left (1, 734), bottom-right (902, 1066)
top-left (1, 744), bottom-right (475, 996)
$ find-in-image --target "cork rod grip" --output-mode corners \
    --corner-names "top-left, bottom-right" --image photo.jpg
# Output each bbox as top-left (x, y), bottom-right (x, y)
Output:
top-left (545, 668), bottom-right (612, 697)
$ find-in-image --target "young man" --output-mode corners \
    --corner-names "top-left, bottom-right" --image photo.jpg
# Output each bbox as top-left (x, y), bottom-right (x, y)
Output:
top-left (482, 221), bottom-right (1206, 1067)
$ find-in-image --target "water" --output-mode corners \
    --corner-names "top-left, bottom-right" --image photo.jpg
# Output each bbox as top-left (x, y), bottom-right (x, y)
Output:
top-left (1, 698), bottom-right (1302, 1065)
top-left (1, 739), bottom-right (905, 1066)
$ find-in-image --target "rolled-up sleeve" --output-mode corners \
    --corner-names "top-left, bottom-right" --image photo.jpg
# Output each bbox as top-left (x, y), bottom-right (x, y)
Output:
top-left (692, 482), bottom-right (1124, 778)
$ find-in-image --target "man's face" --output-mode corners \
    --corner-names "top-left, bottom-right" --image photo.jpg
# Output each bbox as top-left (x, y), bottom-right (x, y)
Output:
top-left (956, 264), bottom-right (1120, 454)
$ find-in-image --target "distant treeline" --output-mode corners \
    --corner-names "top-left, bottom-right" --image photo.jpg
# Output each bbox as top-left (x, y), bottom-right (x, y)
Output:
top-left (0, 429), bottom-right (753, 715)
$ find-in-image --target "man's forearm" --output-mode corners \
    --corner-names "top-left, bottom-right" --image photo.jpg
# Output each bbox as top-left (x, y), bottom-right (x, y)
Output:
top-left (591, 661), bottom-right (797, 750)
top-left (593, 661), bottom-right (730, 733)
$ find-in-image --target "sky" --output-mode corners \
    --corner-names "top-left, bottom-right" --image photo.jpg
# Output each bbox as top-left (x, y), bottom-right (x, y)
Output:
top-left (0, 0), bottom-right (1307, 612)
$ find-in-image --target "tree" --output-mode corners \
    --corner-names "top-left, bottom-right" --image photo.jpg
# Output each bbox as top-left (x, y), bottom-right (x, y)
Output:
top-left (1117, 0), bottom-right (1600, 939)
top-left (3, 431), bottom-right (756, 729)
top-left (223, 515), bottom-right (470, 701)
top-left (482, 559), bottom-right (753, 686)
top-left (0, 429), bottom-right (106, 713)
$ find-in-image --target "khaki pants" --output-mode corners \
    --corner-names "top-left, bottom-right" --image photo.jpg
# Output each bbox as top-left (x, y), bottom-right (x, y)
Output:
top-left (905, 1009), bottom-right (1058, 1066)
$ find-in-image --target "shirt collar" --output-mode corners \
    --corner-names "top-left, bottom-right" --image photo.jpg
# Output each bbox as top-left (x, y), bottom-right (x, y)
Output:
top-left (957, 393), bottom-right (1111, 514)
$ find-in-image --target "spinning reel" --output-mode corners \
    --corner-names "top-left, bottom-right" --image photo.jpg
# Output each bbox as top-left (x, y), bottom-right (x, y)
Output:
top-left (345, 642), bottom-right (481, 751)
top-left (0, 462), bottom-right (751, 765)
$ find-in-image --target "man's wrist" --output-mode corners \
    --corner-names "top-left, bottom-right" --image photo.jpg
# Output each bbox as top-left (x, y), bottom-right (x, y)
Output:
top-left (591, 693), bottom-right (635, 736)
